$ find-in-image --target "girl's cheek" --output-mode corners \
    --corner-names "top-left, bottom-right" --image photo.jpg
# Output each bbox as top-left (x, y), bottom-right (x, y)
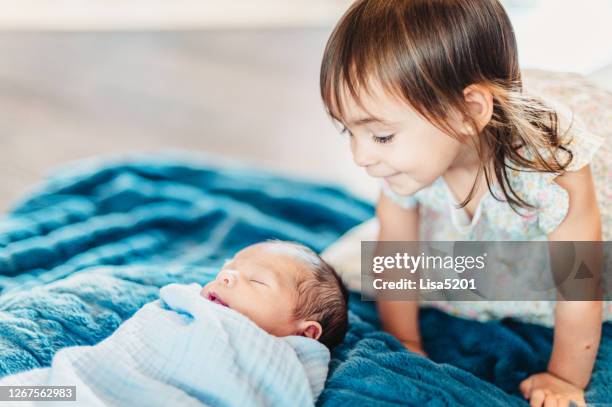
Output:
top-left (392, 150), bottom-right (416, 171)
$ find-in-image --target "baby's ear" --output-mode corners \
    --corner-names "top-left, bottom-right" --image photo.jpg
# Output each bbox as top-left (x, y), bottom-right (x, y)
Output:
top-left (299, 321), bottom-right (323, 340)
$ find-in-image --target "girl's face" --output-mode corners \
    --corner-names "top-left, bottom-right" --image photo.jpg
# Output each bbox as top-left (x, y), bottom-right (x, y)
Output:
top-left (338, 84), bottom-right (469, 197)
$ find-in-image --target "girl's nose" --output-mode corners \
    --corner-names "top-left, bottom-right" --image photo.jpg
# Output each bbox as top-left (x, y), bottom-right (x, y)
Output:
top-left (218, 269), bottom-right (237, 288)
top-left (351, 139), bottom-right (378, 167)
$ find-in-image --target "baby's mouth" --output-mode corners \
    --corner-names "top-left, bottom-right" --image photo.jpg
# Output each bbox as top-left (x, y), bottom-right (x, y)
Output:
top-left (207, 292), bottom-right (229, 307)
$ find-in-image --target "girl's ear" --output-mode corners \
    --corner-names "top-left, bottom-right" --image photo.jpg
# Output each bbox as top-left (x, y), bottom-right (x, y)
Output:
top-left (298, 321), bottom-right (323, 340)
top-left (462, 84), bottom-right (494, 134)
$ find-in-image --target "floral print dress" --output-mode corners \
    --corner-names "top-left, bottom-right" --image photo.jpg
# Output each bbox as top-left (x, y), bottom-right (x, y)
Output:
top-left (381, 70), bottom-right (612, 326)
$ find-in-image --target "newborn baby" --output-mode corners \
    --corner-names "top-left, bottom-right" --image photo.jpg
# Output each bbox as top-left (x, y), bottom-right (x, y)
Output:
top-left (201, 240), bottom-right (349, 348)
top-left (0, 240), bottom-right (348, 407)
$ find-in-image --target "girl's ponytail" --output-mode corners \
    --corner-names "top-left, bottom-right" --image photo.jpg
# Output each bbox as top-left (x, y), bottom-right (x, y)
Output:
top-left (475, 81), bottom-right (573, 213)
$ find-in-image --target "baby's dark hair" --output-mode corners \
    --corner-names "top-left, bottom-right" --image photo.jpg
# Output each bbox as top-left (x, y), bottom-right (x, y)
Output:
top-left (267, 240), bottom-right (349, 349)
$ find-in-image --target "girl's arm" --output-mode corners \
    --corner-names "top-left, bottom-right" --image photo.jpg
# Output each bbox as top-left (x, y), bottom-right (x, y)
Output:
top-left (546, 164), bottom-right (603, 388)
top-left (375, 192), bottom-right (424, 354)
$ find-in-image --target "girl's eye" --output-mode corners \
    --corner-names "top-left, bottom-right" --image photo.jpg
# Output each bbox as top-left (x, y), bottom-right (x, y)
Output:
top-left (250, 279), bottom-right (266, 286)
top-left (372, 134), bottom-right (395, 144)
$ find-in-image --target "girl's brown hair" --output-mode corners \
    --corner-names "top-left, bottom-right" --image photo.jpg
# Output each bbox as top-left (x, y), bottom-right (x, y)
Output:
top-left (320, 0), bottom-right (573, 212)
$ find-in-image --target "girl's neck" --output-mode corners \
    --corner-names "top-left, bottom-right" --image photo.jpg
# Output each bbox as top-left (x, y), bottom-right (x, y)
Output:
top-left (447, 141), bottom-right (482, 175)
top-left (445, 140), bottom-right (498, 192)
top-left (443, 142), bottom-right (494, 220)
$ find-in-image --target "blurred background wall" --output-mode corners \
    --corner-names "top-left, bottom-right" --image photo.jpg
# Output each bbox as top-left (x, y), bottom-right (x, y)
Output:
top-left (0, 0), bottom-right (610, 213)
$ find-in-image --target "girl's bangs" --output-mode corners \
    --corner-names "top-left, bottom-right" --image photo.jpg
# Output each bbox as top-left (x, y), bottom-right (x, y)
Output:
top-left (322, 56), bottom-right (412, 127)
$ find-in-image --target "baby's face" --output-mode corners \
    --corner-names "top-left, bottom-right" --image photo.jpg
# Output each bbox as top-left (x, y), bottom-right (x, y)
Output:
top-left (200, 243), bottom-right (304, 337)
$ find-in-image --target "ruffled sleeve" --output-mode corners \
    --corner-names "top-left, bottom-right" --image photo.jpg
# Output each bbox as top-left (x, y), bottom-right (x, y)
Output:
top-left (379, 179), bottom-right (418, 209)
top-left (535, 174), bottom-right (571, 234)
top-left (546, 95), bottom-right (605, 171)
top-left (510, 96), bottom-right (605, 235)
top-left (501, 168), bottom-right (569, 235)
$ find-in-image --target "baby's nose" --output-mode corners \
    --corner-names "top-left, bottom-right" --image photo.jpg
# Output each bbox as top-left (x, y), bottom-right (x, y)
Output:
top-left (218, 269), bottom-right (237, 288)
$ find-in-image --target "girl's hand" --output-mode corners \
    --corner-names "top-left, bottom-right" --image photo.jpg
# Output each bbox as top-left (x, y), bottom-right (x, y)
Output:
top-left (519, 372), bottom-right (586, 407)
top-left (401, 339), bottom-right (428, 357)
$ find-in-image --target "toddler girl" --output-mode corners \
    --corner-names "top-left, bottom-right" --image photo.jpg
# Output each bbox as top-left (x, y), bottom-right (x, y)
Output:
top-left (319, 1), bottom-right (611, 406)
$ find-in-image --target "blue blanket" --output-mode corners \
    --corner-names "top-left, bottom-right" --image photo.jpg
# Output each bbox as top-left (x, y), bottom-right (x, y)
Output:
top-left (0, 155), bottom-right (609, 406)
top-left (1, 282), bottom-right (330, 407)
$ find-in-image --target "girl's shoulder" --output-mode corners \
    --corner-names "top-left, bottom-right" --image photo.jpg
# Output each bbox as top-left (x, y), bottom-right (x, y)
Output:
top-left (522, 69), bottom-right (612, 139)
top-left (507, 70), bottom-right (610, 233)
top-left (521, 69), bottom-right (610, 170)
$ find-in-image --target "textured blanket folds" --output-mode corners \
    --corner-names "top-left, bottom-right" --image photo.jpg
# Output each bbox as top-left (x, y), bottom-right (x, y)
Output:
top-left (0, 283), bottom-right (329, 407)
top-left (0, 155), bottom-right (609, 406)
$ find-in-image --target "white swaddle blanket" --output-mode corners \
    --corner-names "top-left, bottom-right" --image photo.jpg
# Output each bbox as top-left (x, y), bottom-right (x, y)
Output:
top-left (0, 283), bottom-right (330, 407)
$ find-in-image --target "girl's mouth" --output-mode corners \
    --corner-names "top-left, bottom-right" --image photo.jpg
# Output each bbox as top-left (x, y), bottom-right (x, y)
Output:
top-left (207, 292), bottom-right (229, 307)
